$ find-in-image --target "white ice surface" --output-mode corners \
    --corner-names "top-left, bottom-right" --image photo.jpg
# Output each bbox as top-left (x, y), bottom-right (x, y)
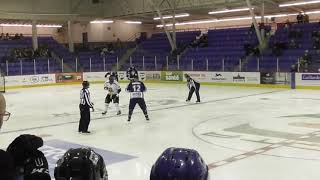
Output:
top-left (1, 83), bottom-right (320, 180)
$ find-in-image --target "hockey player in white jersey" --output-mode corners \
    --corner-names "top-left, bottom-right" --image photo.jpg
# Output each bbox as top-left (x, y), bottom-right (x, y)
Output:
top-left (102, 75), bottom-right (122, 115)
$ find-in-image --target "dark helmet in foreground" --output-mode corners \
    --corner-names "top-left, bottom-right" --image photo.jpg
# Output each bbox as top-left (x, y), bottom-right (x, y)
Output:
top-left (54, 148), bottom-right (108, 180)
top-left (150, 147), bottom-right (209, 180)
top-left (82, 81), bottom-right (90, 89)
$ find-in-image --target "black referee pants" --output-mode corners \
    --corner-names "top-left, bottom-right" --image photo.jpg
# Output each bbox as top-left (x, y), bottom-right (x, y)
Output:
top-left (187, 83), bottom-right (200, 102)
top-left (79, 104), bottom-right (91, 132)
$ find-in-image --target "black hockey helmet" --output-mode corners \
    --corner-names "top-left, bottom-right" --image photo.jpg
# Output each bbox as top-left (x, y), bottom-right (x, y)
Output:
top-left (82, 81), bottom-right (90, 89)
top-left (109, 75), bottom-right (115, 84)
top-left (54, 148), bottom-right (108, 180)
top-left (104, 72), bottom-right (111, 78)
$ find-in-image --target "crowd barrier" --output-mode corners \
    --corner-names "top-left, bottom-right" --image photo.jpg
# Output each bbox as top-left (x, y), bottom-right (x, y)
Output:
top-left (3, 71), bottom-right (320, 90)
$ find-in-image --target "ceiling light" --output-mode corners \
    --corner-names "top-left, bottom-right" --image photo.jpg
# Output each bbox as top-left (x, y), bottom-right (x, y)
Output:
top-left (153, 13), bottom-right (190, 20)
top-left (90, 20), bottom-right (114, 24)
top-left (125, 21), bottom-right (142, 24)
top-left (209, 8), bottom-right (252, 15)
top-left (37, 24), bottom-right (63, 28)
top-left (279, 0), bottom-right (320, 7)
top-left (157, 10), bottom-right (320, 27)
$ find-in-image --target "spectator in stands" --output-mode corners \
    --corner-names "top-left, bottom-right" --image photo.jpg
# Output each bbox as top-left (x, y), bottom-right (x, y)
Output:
top-left (314, 36), bottom-right (320, 50)
top-left (297, 12), bottom-right (304, 23)
top-left (243, 41), bottom-right (252, 56)
top-left (0, 33), bottom-right (4, 40)
top-left (4, 33), bottom-right (10, 40)
top-left (288, 39), bottom-right (299, 49)
top-left (13, 33), bottom-right (19, 40)
top-left (297, 50), bottom-right (312, 72)
top-left (272, 41), bottom-right (286, 56)
top-left (302, 50), bottom-right (312, 62)
top-left (248, 23), bottom-right (255, 35)
top-left (116, 38), bottom-right (122, 49)
top-left (253, 46), bottom-right (260, 57)
top-left (303, 13), bottom-right (309, 23)
top-left (290, 63), bottom-right (298, 72)
top-left (0, 93), bottom-right (8, 130)
top-left (19, 33), bottom-right (24, 39)
top-left (284, 19), bottom-right (292, 28)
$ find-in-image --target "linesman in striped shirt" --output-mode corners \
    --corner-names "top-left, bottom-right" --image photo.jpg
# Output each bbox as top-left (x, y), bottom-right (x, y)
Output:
top-left (185, 74), bottom-right (201, 103)
top-left (79, 81), bottom-right (94, 134)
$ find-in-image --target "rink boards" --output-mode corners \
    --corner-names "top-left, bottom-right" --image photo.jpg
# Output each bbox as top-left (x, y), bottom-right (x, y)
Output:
top-left (3, 71), bottom-right (320, 90)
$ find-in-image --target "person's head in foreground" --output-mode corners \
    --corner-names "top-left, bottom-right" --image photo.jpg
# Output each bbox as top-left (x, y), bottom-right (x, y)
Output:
top-left (0, 93), bottom-right (8, 130)
top-left (150, 147), bottom-right (209, 180)
top-left (54, 147), bottom-right (108, 180)
top-left (0, 149), bottom-right (15, 180)
top-left (5, 134), bottom-right (51, 180)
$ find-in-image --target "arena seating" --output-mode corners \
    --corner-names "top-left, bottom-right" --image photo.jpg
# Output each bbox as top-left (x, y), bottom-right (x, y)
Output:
top-left (126, 31), bottom-right (201, 71)
top-left (181, 27), bottom-right (258, 71)
top-left (2, 23), bottom-right (320, 75)
top-left (244, 22), bottom-right (320, 72)
top-left (0, 37), bottom-right (66, 75)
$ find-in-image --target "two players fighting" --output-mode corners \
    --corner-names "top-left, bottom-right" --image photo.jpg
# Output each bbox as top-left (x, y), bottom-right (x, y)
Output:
top-left (78, 66), bottom-right (200, 134)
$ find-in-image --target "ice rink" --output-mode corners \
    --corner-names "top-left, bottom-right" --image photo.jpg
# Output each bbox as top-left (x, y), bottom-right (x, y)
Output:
top-left (1, 83), bottom-right (320, 180)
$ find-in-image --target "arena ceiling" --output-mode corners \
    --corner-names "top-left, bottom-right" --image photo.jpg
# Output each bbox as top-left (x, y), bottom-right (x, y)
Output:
top-left (0, 0), bottom-right (318, 24)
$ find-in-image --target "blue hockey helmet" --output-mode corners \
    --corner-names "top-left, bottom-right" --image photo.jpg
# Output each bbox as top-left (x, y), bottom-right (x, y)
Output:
top-left (150, 147), bottom-right (209, 180)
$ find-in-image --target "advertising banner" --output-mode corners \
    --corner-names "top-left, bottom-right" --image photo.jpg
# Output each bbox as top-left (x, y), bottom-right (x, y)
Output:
top-left (161, 71), bottom-right (183, 81)
top-left (6, 74), bottom-right (56, 87)
top-left (183, 71), bottom-right (260, 84)
top-left (231, 72), bottom-right (260, 84)
top-left (261, 72), bottom-right (291, 85)
top-left (296, 73), bottom-right (320, 86)
top-left (83, 72), bottom-right (106, 82)
top-left (145, 71), bottom-right (161, 81)
top-left (56, 73), bottom-right (83, 83)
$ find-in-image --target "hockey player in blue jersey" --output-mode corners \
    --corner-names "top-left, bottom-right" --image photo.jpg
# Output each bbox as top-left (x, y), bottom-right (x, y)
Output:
top-left (126, 75), bottom-right (149, 122)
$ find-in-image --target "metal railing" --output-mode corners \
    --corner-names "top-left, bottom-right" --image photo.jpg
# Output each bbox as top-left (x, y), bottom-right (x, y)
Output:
top-left (4, 56), bottom-right (304, 76)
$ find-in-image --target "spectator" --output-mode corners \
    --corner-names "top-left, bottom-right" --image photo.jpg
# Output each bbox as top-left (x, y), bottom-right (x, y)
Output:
top-left (4, 33), bottom-right (10, 40)
top-left (0, 33), bottom-right (4, 40)
top-left (272, 41), bottom-right (286, 56)
top-left (19, 33), bottom-right (24, 39)
top-left (298, 50), bottom-right (312, 72)
top-left (289, 39), bottom-right (299, 49)
top-left (116, 38), bottom-right (122, 49)
top-left (0, 93), bottom-right (8, 130)
top-left (314, 36), bottom-right (320, 50)
top-left (302, 50), bottom-right (312, 63)
top-left (253, 46), bottom-right (260, 56)
top-left (297, 12), bottom-right (304, 23)
top-left (13, 33), bottom-right (19, 40)
top-left (0, 94), bottom-right (15, 180)
top-left (0, 150), bottom-right (15, 180)
top-left (303, 13), bottom-right (309, 23)
top-left (243, 41), bottom-right (253, 56)
top-left (7, 135), bottom-right (51, 180)
top-left (249, 23), bottom-right (255, 35)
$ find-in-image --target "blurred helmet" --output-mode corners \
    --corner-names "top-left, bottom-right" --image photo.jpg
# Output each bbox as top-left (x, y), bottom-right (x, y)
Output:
top-left (54, 148), bottom-right (108, 180)
top-left (150, 148), bottom-right (209, 180)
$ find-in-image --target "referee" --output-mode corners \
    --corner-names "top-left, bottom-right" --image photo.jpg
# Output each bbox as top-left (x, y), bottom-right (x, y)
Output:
top-left (185, 74), bottom-right (201, 103)
top-left (79, 81), bottom-right (94, 134)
